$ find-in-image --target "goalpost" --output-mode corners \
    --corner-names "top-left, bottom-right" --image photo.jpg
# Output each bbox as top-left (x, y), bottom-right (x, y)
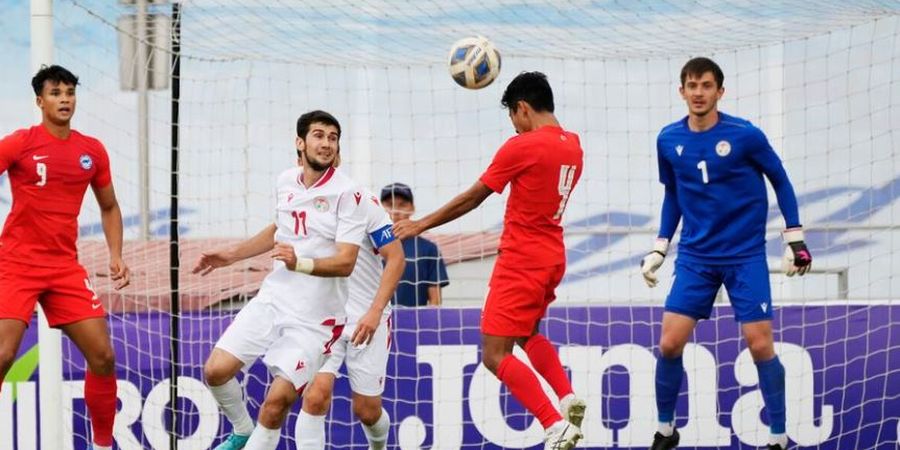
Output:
top-left (4, 1), bottom-right (900, 449)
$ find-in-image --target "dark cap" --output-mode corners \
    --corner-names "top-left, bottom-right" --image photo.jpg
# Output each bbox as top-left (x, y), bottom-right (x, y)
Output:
top-left (380, 182), bottom-right (414, 203)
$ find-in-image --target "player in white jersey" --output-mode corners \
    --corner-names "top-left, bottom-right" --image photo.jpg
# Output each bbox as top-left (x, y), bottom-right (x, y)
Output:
top-left (295, 186), bottom-right (405, 450)
top-left (193, 111), bottom-right (367, 450)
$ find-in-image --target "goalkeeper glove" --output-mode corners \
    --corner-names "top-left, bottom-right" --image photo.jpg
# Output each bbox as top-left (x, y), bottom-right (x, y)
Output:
top-left (640, 238), bottom-right (669, 288)
top-left (782, 228), bottom-right (812, 276)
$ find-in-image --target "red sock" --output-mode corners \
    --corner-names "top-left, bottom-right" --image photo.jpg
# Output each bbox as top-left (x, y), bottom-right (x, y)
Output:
top-left (84, 370), bottom-right (117, 447)
top-left (497, 354), bottom-right (562, 429)
top-left (524, 334), bottom-right (574, 400)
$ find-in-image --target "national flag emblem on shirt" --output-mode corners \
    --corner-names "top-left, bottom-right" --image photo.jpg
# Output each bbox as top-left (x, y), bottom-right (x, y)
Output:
top-left (79, 154), bottom-right (93, 170)
top-left (314, 196), bottom-right (329, 212)
top-left (675, 145), bottom-right (684, 156)
top-left (716, 140), bottom-right (731, 157)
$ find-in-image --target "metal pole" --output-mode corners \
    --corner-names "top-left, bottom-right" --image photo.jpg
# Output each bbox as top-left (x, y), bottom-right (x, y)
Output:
top-left (30, 1), bottom-right (64, 448)
top-left (169, 2), bottom-right (182, 448)
top-left (137, 0), bottom-right (151, 240)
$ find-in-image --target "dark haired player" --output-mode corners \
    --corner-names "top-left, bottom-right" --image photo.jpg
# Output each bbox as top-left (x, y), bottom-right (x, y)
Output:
top-left (0, 65), bottom-right (130, 450)
top-left (394, 71), bottom-right (586, 449)
top-left (643, 57), bottom-right (811, 450)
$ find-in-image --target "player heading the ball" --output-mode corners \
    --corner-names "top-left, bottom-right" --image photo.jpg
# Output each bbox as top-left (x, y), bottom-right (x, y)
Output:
top-left (394, 71), bottom-right (586, 450)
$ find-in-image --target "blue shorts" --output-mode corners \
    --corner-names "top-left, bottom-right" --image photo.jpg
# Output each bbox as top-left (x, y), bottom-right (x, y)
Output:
top-left (665, 259), bottom-right (773, 322)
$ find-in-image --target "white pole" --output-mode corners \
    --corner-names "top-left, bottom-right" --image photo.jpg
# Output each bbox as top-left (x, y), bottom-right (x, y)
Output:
top-left (30, 1), bottom-right (64, 448)
top-left (137, 0), bottom-right (151, 240)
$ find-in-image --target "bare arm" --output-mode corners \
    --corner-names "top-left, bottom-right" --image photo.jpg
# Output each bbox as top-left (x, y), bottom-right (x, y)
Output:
top-left (351, 239), bottom-right (405, 346)
top-left (93, 183), bottom-right (129, 289)
top-left (393, 181), bottom-right (493, 239)
top-left (272, 241), bottom-right (361, 278)
top-left (193, 224), bottom-right (276, 275)
top-left (427, 285), bottom-right (442, 307)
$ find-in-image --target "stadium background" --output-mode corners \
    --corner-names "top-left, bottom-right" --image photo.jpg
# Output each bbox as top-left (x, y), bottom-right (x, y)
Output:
top-left (0, 1), bottom-right (899, 449)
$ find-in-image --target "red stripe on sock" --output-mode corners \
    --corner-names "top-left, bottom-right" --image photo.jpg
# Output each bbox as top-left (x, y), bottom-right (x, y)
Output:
top-left (497, 354), bottom-right (562, 429)
top-left (524, 334), bottom-right (574, 399)
top-left (85, 370), bottom-right (117, 447)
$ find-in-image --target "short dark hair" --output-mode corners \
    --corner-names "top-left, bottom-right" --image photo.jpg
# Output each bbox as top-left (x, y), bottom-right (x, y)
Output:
top-left (296, 110), bottom-right (341, 140)
top-left (32, 65), bottom-right (79, 96)
top-left (501, 71), bottom-right (554, 113)
top-left (680, 57), bottom-right (724, 88)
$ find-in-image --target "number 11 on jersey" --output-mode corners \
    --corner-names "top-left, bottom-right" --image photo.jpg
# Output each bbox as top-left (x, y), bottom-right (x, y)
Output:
top-left (554, 164), bottom-right (577, 220)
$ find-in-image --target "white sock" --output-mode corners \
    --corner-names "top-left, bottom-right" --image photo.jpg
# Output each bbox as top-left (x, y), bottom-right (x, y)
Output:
top-left (92, 445), bottom-right (112, 450)
top-left (296, 410), bottom-right (326, 450)
top-left (244, 423), bottom-right (281, 450)
top-left (658, 421), bottom-right (675, 437)
top-left (362, 408), bottom-right (390, 449)
top-left (560, 393), bottom-right (576, 404)
top-left (208, 378), bottom-right (255, 435)
top-left (770, 433), bottom-right (788, 447)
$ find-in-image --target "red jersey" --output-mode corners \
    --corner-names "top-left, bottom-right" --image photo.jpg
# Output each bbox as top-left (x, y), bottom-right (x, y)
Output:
top-left (0, 125), bottom-right (112, 267)
top-left (480, 125), bottom-right (583, 268)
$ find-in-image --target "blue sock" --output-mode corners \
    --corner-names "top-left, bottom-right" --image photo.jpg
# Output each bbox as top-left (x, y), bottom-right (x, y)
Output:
top-left (655, 355), bottom-right (684, 423)
top-left (756, 356), bottom-right (786, 435)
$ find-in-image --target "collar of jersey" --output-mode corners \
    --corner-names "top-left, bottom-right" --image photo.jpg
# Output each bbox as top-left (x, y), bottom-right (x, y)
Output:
top-left (300, 166), bottom-right (336, 190)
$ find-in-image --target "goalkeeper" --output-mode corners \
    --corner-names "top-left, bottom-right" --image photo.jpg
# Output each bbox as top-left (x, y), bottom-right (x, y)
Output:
top-left (641, 57), bottom-right (811, 450)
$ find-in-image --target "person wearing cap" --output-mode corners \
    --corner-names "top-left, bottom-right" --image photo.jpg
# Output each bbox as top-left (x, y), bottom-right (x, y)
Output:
top-left (380, 183), bottom-right (449, 307)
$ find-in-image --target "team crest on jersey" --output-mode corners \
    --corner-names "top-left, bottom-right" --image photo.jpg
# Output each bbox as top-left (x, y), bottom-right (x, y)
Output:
top-left (79, 154), bottom-right (93, 170)
top-left (675, 145), bottom-right (684, 156)
top-left (314, 196), bottom-right (329, 212)
top-left (716, 140), bottom-right (731, 157)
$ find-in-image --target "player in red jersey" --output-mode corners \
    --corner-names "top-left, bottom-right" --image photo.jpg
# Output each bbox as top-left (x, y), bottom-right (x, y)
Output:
top-left (393, 71), bottom-right (585, 450)
top-left (0, 65), bottom-right (130, 450)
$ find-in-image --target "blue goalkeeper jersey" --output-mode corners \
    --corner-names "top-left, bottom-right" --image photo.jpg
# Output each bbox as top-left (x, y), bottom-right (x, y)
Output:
top-left (656, 112), bottom-right (800, 265)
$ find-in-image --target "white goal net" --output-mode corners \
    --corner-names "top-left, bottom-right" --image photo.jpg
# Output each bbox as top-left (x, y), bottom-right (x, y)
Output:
top-left (0, 0), bottom-right (898, 449)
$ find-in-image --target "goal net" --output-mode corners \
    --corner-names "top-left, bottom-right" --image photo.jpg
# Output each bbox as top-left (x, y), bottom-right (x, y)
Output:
top-left (1, 0), bottom-right (899, 449)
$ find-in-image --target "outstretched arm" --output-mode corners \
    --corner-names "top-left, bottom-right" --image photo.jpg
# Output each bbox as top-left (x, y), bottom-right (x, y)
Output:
top-left (393, 181), bottom-right (493, 239)
top-left (193, 224), bottom-right (276, 275)
top-left (93, 183), bottom-right (130, 289)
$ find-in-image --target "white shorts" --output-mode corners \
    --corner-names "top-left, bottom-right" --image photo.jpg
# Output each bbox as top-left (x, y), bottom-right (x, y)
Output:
top-left (319, 314), bottom-right (392, 396)
top-left (215, 297), bottom-right (345, 391)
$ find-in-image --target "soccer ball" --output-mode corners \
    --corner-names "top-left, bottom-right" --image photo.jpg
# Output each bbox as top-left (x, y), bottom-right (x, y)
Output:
top-left (447, 36), bottom-right (501, 89)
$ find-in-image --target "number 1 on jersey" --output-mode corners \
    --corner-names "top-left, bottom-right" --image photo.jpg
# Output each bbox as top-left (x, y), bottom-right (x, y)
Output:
top-left (697, 160), bottom-right (709, 184)
top-left (291, 210), bottom-right (307, 236)
top-left (554, 164), bottom-right (577, 220)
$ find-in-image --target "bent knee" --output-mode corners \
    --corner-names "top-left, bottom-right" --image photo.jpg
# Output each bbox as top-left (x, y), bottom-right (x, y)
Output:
top-left (303, 388), bottom-right (332, 415)
top-left (203, 361), bottom-right (231, 386)
top-left (353, 400), bottom-right (383, 425)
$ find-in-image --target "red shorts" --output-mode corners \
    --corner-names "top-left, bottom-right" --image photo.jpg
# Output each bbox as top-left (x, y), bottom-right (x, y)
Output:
top-left (481, 260), bottom-right (566, 337)
top-left (0, 260), bottom-right (105, 327)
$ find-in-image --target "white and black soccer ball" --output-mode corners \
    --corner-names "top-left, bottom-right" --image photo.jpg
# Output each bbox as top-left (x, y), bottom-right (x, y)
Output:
top-left (447, 36), bottom-right (501, 89)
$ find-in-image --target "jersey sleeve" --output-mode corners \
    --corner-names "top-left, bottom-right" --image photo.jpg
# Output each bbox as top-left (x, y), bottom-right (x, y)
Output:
top-left (480, 138), bottom-right (534, 193)
top-left (656, 138), bottom-right (675, 187)
top-left (335, 188), bottom-right (368, 246)
top-left (0, 130), bottom-right (26, 175)
top-left (366, 198), bottom-right (396, 249)
top-left (747, 127), bottom-right (801, 228)
top-left (90, 140), bottom-right (113, 189)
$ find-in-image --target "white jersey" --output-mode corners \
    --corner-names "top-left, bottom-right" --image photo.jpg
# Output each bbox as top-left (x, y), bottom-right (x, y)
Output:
top-left (256, 166), bottom-right (366, 324)
top-left (346, 189), bottom-right (395, 321)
